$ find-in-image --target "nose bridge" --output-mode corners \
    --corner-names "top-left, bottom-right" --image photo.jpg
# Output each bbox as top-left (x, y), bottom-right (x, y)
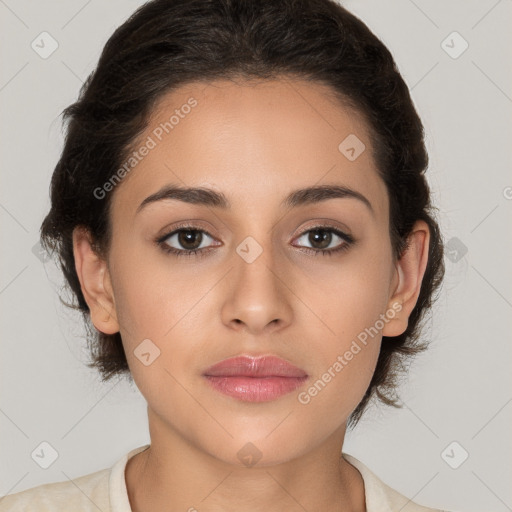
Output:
top-left (221, 228), bottom-right (293, 333)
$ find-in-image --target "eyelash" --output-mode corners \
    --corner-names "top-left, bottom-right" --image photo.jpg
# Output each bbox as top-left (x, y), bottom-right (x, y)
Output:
top-left (156, 222), bottom-right (355, 259)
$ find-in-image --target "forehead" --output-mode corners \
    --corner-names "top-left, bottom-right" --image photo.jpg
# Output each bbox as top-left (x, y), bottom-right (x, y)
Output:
top-left (111, 77), bottom-right (388, 221)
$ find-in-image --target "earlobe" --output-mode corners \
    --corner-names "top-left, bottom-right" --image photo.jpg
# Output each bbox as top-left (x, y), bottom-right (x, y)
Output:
top-left (72, 226), bottom-right (120, 335)
top-left (382, 220), bottom-right (430, 338)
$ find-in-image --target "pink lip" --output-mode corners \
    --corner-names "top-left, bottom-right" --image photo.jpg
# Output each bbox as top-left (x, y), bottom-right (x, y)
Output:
top-left (203, 355), bottom-right (308, 402)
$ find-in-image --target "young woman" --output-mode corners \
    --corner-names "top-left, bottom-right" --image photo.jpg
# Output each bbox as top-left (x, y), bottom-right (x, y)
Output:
top-left (1, 0), bottom-right (449, 510)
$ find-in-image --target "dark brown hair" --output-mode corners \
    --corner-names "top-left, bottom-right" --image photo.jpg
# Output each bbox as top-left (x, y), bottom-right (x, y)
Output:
top-left (40, 0), bottom-right (444, 429)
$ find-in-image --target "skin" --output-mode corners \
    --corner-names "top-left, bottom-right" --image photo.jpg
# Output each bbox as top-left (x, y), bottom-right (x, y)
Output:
top-left (73, 77), bottom-right (430, 512)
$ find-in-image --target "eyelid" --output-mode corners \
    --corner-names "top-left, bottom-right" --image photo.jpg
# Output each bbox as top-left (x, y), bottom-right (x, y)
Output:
top-left (292, 219), bottom-right (353, 239)
top-left (156, 219), bottom-right (218, 239)
top-left (156, 222), bottom-right (221, 246)
top-left (156, 220), bottom-right (353, 242)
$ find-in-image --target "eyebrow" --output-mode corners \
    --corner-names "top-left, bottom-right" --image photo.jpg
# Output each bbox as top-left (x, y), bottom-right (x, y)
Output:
top-left (136, 183), bottom-right (373, 215)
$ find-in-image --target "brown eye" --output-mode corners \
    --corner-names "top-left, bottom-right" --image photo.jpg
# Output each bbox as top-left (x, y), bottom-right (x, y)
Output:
top-left (306, 228), bottom-right (333, 250)
top-left (295, 227), bottom-right (351, 252)
top-left (162, 228), bottom-right (214, 252)
top-left (176, 230), bottom-right (204, 250)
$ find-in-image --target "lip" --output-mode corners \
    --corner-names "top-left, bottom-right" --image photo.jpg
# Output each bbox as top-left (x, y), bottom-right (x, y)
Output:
top-left (204, 355), bottom-right (308, 378)
top-left (203, 355), bottom-right (309, 402)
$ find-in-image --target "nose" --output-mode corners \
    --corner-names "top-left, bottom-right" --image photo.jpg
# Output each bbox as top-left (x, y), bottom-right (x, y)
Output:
top-left (220, 247), bottom-right (294, 336)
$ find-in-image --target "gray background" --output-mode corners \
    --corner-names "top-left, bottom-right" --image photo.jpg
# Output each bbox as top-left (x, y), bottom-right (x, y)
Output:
top-left (1, 1), bottom-right (511, 511)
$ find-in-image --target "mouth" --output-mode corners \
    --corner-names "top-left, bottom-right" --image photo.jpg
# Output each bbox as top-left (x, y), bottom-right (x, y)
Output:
top-left (202, 355), bottom-right (309, 402)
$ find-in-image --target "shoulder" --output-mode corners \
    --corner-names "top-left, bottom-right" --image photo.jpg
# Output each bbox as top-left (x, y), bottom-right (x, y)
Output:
top-left (0, 467), bottom-right (110, 512)
top-left (0, 444), bottom-right (150, 512)
top-left (343, 453), bottom-right (453, 512)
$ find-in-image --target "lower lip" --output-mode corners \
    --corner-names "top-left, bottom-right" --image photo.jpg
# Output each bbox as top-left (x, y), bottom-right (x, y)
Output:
top-left (204, 376), bottom-right (308, 402)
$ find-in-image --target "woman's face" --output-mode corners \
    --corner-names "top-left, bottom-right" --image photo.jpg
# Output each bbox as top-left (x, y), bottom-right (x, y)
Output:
top-left (80, 78), bottom-right (408, 466)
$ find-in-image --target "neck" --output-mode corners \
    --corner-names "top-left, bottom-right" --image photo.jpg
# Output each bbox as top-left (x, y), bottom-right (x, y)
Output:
top-left (125, 409), bottom-right (366, 512)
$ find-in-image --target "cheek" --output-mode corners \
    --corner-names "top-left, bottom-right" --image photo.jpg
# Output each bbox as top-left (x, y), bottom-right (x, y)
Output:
top-left (109, 241), bottom-right (216, 377)
top-left (109, 238), bottom-right (194, 338)
top-left (304, 235), bottom-right (393, 342)
top-left (298, 235), bottom-right (393, 393)
top-left (109, 250), bottom-right (205, 407)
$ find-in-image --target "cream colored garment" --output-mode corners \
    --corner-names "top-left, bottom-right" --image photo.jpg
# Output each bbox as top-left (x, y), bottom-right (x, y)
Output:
top-left (0, 444), bottom-right (449, 511)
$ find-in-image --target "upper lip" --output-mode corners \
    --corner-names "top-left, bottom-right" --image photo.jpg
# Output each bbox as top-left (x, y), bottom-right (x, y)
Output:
top-left (203, 355), bottom-right (308, 378)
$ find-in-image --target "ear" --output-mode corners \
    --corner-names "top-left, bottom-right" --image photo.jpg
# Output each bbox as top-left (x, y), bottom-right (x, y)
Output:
top-left (382, 220), bottom-right (430, 338)
top-left (72, 226), bottom-right (120, 335)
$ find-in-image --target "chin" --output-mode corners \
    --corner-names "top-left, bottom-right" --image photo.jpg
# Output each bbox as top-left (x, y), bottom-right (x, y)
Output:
top-left (202, 429), bottom-right (315, 469)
